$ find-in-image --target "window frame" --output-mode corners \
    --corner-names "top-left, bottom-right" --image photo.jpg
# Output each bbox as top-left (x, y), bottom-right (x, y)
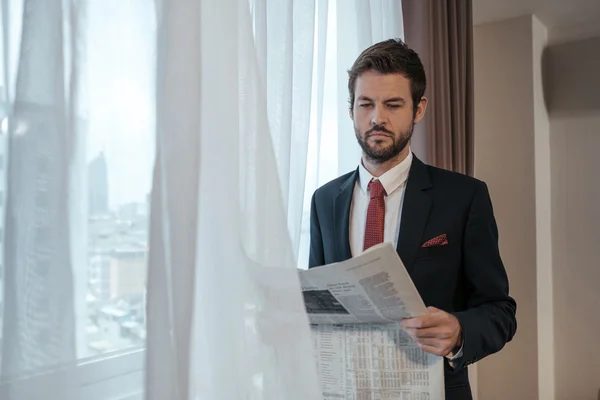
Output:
top-left (0, 348), bottom-right (145, 399)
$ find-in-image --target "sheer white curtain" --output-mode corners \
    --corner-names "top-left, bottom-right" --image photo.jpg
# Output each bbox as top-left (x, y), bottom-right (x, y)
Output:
top-left (147, 1), bottom-right (404, 399)
top-left (0, 1), bottom-right (83, 398)
top-left (0, 0), bottom-right (156, 398)
top-left (299, 0), bottom-right (404, 267)
top-left (146, 0), bottom-right (321, 397)
top-left (0, 0), bottom-right (403, 399)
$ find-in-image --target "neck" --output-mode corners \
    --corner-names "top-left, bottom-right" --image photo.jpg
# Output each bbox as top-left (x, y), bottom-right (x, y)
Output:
top-left (362, 148), bottom-right (410, 178)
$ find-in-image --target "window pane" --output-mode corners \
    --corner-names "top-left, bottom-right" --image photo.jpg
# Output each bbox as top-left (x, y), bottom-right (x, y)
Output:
top-left (82, 1), bottom-right (155, 358)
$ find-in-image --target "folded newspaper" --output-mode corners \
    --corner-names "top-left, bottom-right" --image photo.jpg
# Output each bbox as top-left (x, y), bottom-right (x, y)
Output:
top-left (299, 242), bottom-right (445, 400)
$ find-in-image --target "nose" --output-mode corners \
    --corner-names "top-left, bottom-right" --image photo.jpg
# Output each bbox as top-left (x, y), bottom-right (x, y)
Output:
top-left (370, 104), bottom-right (387, 127)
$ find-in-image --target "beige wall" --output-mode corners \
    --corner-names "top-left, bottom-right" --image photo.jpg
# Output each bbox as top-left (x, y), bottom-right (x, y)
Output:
top-left (474, 14), bottom-right (600, 400)
top-left (551, 115), bottom-right (600, 400)
top-left (473, 15), bottom-right (540, 400)
top-left (547, 36), bottom-right (600, 400)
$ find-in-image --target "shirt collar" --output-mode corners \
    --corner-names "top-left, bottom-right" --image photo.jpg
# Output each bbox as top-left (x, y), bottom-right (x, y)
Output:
top-left (358, 150), bottom-right (413, 195)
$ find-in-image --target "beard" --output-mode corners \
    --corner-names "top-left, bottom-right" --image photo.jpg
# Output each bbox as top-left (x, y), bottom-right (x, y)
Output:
top-left (355, 121), bottom-right (414, 163)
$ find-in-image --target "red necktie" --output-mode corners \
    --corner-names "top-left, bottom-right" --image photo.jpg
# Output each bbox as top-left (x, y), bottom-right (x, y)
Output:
top-left (363, 179), bottom-right (386, 251)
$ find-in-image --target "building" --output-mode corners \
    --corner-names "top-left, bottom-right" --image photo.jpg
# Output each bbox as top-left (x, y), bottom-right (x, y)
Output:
top-left (108, 247), bottom-right (147, 299)
top-left (88, 152), bottom-right (109, 216)
top-left (86, 204), bottom-right (149, 356)
top-left (88, 253), bottom-right (112, 301)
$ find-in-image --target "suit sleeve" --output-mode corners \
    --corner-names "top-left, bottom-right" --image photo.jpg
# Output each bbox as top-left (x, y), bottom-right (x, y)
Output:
top-left (452, 181), bottom-right (517, 369)
top-left (308, 191), bottom-right (325, 268)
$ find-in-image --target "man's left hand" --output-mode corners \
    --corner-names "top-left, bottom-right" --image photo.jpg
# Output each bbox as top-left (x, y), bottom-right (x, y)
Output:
top-left (400, 306), bottom-right (462, 357)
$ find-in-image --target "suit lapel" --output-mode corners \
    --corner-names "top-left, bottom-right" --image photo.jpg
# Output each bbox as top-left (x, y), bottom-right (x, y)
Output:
top-left (397, 155), bottom-right (433, 272)
top-left (333, 170), bottom-right (357, 262)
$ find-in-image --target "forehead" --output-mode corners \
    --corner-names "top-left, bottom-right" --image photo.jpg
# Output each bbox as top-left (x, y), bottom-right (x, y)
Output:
top-left (354, 70), bottom-right (411, 100)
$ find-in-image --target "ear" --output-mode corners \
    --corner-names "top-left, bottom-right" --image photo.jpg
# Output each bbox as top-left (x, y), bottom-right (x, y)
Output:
top-left (349, 106), bottom-right (353, 119)
top-left (413, 97), bottom-right (428, 124)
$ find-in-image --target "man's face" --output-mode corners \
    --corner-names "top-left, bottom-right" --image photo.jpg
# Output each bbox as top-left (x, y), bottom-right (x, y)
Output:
top-left (351, 70), bottom-right (426, 163)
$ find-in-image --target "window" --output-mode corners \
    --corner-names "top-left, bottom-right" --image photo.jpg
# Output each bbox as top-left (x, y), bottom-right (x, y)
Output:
top-left (298, 0), bottom-right (365, 268)
top-left (0, 2), bottom-right (154, 397)
top-left (295, 1), bottom-right (337, 270)
top-left (81, 1), bottom-right (155, 360)
top-left (0, 2), bottom-right (153, 370)
top-left (0, 1), bottom-right (403, 398)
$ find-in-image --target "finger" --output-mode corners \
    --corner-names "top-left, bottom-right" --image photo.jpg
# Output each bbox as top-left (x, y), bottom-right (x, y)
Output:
top-left (400, 315), bottom-right (435, 329)
top-left (413, 337), bottom-right (443, 347)
top-left (414, 336), bottom-right (454, 352)
top-left (402, 314), bottom-right (447, 330)
top-left (416, 343), bottom-right (445, 357)
top-left (426, 306), bottom-right (441, 313)
top-left (409, 327), bottom-right (453, 339)
top-left (416, 339), bottom-right (454, 356)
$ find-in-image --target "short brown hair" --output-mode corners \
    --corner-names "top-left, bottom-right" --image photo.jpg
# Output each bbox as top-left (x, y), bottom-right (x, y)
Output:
top-left (347, 38), bottom-right (426, 113)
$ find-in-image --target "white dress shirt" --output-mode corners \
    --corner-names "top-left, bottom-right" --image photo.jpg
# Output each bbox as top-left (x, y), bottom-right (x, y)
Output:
top-left (349, 152), bottom-right (412, 257)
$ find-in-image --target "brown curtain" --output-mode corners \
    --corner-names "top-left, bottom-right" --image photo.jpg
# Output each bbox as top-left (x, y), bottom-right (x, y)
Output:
top-left (402, 0), bottom-right (474, 176)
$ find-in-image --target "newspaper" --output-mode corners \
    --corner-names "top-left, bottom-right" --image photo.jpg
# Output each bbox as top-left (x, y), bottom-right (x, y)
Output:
top-left (299, 242), bottom-right (445, 400)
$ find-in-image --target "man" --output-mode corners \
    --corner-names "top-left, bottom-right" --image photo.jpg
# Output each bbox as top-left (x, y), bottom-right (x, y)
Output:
top-left (308, 38), bottom-right (516, 400)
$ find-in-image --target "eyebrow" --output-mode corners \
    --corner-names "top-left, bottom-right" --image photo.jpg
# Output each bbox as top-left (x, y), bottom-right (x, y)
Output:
top-left (384, 97), bottom-right (406, 103)
top-left (357, 96), bottom-right (406, 103)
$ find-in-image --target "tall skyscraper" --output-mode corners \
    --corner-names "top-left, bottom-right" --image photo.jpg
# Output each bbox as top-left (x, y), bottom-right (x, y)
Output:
top-left (88, 152), bottom-right (109, 216)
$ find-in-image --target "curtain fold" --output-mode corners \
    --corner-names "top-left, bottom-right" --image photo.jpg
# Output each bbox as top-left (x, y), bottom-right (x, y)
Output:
top-left (144, 2), bottom-right (199, 398)
top-left (146, 0), bottom-right (321, 398)
top-left (249, 0), bottom-right (316, 261)
top-left (1, 0), bottom-right (81, 398)
top-left (402, 0), bottom-right (474, 176)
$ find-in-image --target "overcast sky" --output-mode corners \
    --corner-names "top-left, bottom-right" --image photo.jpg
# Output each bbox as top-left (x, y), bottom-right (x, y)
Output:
top-left (86, 1), bottom-right (156, 208)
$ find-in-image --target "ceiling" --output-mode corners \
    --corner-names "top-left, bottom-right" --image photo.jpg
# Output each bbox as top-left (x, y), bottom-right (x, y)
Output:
top-left (473, 0), bottom-right (600, 43)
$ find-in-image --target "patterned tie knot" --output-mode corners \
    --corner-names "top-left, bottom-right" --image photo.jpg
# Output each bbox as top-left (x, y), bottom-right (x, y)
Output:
top-left (368, 179), bottom-right (386, 199)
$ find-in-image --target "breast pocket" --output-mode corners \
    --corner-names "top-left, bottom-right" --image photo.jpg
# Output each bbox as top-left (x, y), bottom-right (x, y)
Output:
top-left (414, 243), bottom-right (453, 261)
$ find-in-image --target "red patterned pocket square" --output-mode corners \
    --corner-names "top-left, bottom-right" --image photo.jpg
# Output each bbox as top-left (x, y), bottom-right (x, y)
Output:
top-left (421, 233), bottom-right (448, 248)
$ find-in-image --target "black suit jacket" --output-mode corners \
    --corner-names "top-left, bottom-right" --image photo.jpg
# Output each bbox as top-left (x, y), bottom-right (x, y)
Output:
top-left (308, 155), bottom-right (517, 400)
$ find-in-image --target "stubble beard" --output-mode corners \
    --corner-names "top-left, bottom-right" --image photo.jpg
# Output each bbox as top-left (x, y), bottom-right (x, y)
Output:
top-left (355, 121), bottom-right (414, 164)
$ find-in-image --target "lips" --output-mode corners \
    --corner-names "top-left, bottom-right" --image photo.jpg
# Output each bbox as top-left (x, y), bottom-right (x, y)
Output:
top-left (368, 132), bottom-right (391, 139)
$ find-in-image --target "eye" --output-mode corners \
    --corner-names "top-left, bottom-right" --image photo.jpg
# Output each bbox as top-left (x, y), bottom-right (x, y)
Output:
top-left (359, 103), bottom-right (372, 108)
top-left (387, 104), bottom-right (401, 109)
